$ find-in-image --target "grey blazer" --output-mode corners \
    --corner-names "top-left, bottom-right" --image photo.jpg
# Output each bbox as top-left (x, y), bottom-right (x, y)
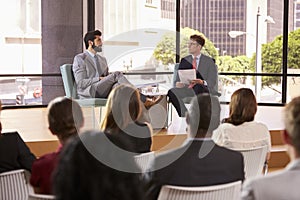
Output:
top-left (72, 51), bottom-right (108, 98)
top-left (175, 54), bottom-right (218, 94)
top-left (241, 159), bottom-right (300, 200)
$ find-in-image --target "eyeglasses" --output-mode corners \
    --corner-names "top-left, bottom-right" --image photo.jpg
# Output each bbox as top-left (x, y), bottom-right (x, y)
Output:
top-left (187, 42), bottom-right (199, 46)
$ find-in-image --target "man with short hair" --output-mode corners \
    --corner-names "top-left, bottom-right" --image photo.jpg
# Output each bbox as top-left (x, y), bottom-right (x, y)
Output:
top-left (241, 96), bottom-right (300, 200)
top-left (146, 94), bottom-right (244, 200)
top-left (72, 30), bottom-right (161, 108)
top-left (168, 34), bottom-right (219, 117)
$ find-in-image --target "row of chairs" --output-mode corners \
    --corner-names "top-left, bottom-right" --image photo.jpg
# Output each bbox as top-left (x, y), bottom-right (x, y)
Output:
top-left (0, 169), bottom-right (54, 200)
top-left (0, 146), bottom-right (268, 200)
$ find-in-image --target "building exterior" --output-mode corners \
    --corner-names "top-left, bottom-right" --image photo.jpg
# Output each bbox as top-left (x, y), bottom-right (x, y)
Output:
top-left (180, 0), bottom-right (292, 57)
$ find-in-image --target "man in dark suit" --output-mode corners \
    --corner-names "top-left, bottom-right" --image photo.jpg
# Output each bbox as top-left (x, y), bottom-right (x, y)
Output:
top-left (168, 34), bottom-right (219, 117)
top-left (146, 94), bottom-right (244, 200)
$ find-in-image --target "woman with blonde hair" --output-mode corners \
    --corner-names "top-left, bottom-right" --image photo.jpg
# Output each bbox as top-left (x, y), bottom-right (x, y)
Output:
top-left (212, 88), bottom-right (271, 155)
top-left (100, 84), bottom-right (152, 153)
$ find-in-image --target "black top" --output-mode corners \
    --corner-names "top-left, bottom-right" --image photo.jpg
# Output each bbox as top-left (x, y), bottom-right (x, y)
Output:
top-left (107, 122), bottom-right (152, 154)
top-left (0, 131), bottom-right (36, 173)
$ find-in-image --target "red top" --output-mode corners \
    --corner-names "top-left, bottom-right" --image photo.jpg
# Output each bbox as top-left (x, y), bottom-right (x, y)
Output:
top-left (30, 145), bottom-right (62, 194)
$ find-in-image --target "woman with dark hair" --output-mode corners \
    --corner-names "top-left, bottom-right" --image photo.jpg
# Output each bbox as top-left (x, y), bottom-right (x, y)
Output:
top-left (100, 84), bottom-right (153, 153)
top-left (53, 131), bottom-right (145, 200)
top-left (30, 97), bottom-right (84, 194)
top-left (212, 88), bottom-right (271, 153)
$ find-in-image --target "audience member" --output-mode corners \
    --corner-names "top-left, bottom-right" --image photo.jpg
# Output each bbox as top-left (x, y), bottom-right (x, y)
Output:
top-left (212, 88), bottom-right (271, 160)
top-left (146, 94), bottom-right (244, 200)
top-left (241, 96), bottom-right (300, 200)
top-left (100, 84), bottom-right (152, 153)
top-left (53, 131), bottom-right (145, 200)
top-left (72, 29), bottom-right (162, 109)
top-left (0, 122), bottom-right (36, 173)
top-left (167, 34), bottom-right (219, 117)
top-left (30, 97), bottom-right (84, 194)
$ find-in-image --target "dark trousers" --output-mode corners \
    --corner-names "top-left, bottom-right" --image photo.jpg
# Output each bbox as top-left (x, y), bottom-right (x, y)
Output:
top-left (167, 84), bottom-right (209, 117)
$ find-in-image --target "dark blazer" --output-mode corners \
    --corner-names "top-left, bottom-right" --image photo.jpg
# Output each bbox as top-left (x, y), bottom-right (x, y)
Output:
top-left (175, 54), bottom-right (218, 95)
top-left (146, 139), bottom-right (244, 200)
top-left (0, 132), bottom-right (36, 173)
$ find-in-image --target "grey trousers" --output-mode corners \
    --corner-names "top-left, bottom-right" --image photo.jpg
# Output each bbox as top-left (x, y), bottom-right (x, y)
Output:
top-left (92, 72), bottom-right (132, 98)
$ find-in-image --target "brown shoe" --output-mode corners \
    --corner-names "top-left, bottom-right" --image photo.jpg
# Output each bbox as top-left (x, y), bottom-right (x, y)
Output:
top-left (144, 95), bottom-right (163, 109)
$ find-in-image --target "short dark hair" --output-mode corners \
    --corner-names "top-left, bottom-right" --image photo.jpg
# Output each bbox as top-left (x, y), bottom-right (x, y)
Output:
top-left (188, 94), bottom-right (220, 136)
top-left (83, 30), bottom-right (102, 49)
top-left (47, 97), bottom-right (84, 142)
top-left (190, 34), bottom-right (205, 46)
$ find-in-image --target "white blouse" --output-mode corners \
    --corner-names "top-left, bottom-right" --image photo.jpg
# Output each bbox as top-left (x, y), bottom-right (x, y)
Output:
top-left (212, 121), bottom-right (271, 151)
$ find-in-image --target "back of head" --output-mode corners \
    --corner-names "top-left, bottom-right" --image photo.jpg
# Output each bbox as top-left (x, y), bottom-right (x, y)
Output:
top-left (47, 97), bottom-right (84, 143)
top-left (190, 34), bottom-right (205, 46)
top-left (187, 94), bottom-right (220, 137)
top-left (83, 30), bottom-right (102, 49)
top-left (100, 84), bottom-right (141, 133)
top-left (284, 96), bottom-right (300, 154)
top-left (225, 88), bottom-right (257, 125)
top-left (53, 131), bottom-right (143, 200)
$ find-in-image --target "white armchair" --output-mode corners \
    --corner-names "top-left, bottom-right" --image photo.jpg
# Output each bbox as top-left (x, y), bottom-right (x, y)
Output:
top-left (0, 169), bottom-right (31, 200)
top-left (134, 151), bottom-right (155, 173)
top-left (157, 180), bottom-right (242, 200)
top-left (233, 145), bottom-right (269, 179)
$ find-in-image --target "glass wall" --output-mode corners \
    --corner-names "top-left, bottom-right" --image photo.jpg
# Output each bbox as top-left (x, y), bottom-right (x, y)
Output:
top-left (0, 0), bottom-right (298, 106)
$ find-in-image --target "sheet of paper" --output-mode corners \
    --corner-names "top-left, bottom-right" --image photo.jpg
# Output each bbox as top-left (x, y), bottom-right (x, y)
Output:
top-left (178, 69), bottom-right (196, 84)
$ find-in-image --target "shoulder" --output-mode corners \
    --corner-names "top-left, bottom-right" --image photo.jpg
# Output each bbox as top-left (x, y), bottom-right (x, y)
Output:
top-left (242, 121), bottom-right (269, 132)
top-left (180, 55), bottom-right (192, 62)
top-left (33, 152), bottom-right (59, 167)
top-left (201, 54), bottom-right (215, 64)
top-left (74, 52), bottom-right (88, 62)
top-left (0, 131), bottom-right (23, 141)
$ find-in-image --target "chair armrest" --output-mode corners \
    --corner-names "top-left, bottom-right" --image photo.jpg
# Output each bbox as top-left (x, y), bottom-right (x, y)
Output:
top-left (76, 98), bottom-right (107, 107)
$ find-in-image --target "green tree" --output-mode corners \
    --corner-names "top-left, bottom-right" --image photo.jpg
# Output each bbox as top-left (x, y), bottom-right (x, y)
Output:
top-left (153, 27), bottom-right (218, 65)
top-left (217, 55), bottom-right (252, 84)
top-left (260, 28), bottom-right (300, 87)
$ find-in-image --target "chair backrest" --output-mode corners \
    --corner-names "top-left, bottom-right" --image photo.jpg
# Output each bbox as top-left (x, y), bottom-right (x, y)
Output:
top-left (233, 145), bottom-right (268, 179)
top-left (28, 193), bottom-right (55, 200)
top-left (0, 169), bottom-right (30, 200)
top-left (157, 180), bottom-right (242, 200)
top-left (133, 151), bottom-right (155, 173)
top-left (60, 64), bottom-right (78, 98)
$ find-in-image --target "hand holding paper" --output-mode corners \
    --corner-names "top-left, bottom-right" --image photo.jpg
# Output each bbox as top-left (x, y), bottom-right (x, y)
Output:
top-left (178, 69), bottom-right (196, 85)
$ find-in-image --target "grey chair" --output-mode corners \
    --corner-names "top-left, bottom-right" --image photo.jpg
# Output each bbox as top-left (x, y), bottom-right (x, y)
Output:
top-left (60, 64), bottom-right (107, 124)
top-left (60, 64), bottom-right (107, 106)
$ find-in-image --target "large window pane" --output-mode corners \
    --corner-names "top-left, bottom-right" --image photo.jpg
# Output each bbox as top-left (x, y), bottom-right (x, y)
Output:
top-left (180, 0), bottom-right (285, 103)
top-left (96, 0), bottom-right (176, 81)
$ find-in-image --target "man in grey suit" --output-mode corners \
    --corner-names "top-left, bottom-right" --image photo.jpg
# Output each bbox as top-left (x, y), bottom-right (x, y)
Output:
top-left (72, 30), bottom-right (161, 108)
top-left (167, 34), bottom-right (219, 117)
top-left (241, 96), bottom-right (300, 200)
